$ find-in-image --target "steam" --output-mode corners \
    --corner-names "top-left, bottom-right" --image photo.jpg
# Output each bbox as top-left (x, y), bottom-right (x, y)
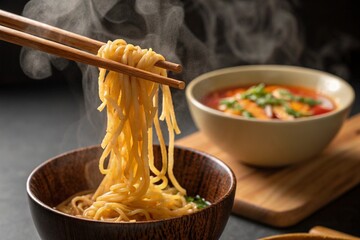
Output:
top-left (193, 0), bottom-right (303, 65)
top-left (20, 0), bottom-right (359, 142)
top-left (20, 0), bottom-right (307, 80)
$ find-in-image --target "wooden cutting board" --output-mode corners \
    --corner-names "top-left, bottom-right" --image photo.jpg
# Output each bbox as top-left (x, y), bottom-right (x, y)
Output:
top-left (176, 114), bottom-right (360, 227)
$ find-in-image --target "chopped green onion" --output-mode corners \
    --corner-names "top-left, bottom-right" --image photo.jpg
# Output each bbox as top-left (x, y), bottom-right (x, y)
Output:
top-left (241, 84), bottom-right (285, 108)
top-left (217, 84), bottom-right (323, 120)
top-left (220, 99), bottom-right (243, 111)
top-left (242, 110), bottom-right (254, 118)
top-left (185, 195), bottom-right (211, 209)
top-left (255, 93), bottom-right (284, 107)
top-left (297, 97), bottom-right (322, 106)
top-left (284, 105), bottom-right (302, 118)
top-left (276, 88), bottom-right (294, 101)
top-left (241, 83), bottom-right (267, 99)
top-left (275, 88), bottom-right (321, 106)
top-left (220, 99), bottom-right (236, 108)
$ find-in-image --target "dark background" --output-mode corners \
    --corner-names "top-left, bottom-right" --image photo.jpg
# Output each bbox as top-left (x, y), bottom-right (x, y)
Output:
top-left (1, 0), bottom-right (360, 86)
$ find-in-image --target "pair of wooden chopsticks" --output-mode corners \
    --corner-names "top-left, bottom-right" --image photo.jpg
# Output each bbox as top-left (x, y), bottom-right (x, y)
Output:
top-left (0, 10), bottom-right (185, 89)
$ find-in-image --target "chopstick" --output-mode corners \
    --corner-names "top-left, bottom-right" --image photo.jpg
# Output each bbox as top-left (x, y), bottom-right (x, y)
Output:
top-left (0, 10), bottom-right (182, 73)
top-left (309, 226), bottom-right (360, 240)
top-left (0, 10), bottom-right (184, 89)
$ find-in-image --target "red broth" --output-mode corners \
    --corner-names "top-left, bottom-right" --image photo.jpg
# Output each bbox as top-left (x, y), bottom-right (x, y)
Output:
top-left (202, 84), bottom-right (336, 120)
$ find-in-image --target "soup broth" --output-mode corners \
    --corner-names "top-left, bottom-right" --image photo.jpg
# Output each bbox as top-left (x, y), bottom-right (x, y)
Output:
top-left (202, 83), bottom-right (335, 120)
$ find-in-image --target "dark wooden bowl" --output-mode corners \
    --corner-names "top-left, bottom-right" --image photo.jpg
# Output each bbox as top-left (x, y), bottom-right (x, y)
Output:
top-left (261, 233), bottom-right (346, 240)
top-left (27, 145), bottom-right (236, 240)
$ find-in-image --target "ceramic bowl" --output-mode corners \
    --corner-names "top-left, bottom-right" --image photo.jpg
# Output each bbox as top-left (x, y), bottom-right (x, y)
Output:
top-left (186, 65), bottom-right (354, 167)
top-left (27, 145), bottom-right (236, 240)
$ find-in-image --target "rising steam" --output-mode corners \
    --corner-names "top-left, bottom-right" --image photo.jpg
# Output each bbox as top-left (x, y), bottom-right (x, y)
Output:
top-left (20, 0), bottom-right (359, 141)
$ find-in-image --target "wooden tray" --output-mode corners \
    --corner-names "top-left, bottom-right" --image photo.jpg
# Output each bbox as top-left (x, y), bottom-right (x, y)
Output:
top-left (176, 114), bottom-right (360, 227)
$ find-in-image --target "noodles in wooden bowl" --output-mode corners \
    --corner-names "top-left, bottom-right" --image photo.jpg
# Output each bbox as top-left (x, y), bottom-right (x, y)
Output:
top-left (27, 145), bottom-right (235, 240)
top-left (27, 40), bottom-right (236, 240)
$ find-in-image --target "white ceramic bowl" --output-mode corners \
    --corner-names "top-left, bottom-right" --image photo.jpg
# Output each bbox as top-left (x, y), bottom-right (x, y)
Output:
top-left (186, 65), bottom-right (354, 167)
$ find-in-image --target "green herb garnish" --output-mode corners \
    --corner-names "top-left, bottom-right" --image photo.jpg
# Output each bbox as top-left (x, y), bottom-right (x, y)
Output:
top-left (275, 88), bottom-right (321, 107)
top-left (242, 110), bottom-right (254, 118)
top-left (276, 88), bottom-right (294, 101)
top-left (220, 99), bottom-right (243, 111)
top-left (241, 84), bottom-right (321, 107)
top-left (241, 84), bottom-right (284, 107)
top-left (219, 99), bottom-right (254, 118)
top-left (284, 105), bottom-right (302, 118)
top-left (241, 83), bottom-right (267, 100)
top-left (294, 96), bottom-right (322, 106)
top-left (255, 93), bottom-right (284, 107)
top-left (218, 84), bottom-right (322, 120)
top-left (185, 195), bottom-right (211, 209)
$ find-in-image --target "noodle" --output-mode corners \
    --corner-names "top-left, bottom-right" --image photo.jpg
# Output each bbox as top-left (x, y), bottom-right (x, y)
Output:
top-left (57, 39), bottom-right (198, 221)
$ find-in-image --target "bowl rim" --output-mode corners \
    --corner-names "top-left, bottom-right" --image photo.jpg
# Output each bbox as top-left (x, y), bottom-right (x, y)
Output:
top-left (186, 65), bottom-right (355, 124)
top-left (260, 233), bottom-right (344, 240)
top-left (26, 144), bottom-right (236, 225)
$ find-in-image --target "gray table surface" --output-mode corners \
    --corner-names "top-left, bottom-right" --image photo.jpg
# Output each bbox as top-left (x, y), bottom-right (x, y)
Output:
top-left (1, 80), bottom-right (359, 240)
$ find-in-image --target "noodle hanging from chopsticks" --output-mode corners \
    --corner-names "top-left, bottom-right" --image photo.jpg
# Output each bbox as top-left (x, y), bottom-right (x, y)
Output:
top-left (56, 39), bottom-right (197, 221)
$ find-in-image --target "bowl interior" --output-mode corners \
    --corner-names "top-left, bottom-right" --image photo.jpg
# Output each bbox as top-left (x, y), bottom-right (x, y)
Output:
top-left (27, 146), bottom-right (236, 240)
top-left (28, 145), bottom-right (235, 213)
top-left (188, 65), bottom-right (354, 117)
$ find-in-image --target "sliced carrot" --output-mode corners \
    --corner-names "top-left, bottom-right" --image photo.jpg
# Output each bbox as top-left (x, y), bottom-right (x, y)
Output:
top-left (240, 99), bottom-right (270, 119)
top-left (290, 101), bottom-right (310, 115)
top-left (273, 106), bottom-right (295, 120)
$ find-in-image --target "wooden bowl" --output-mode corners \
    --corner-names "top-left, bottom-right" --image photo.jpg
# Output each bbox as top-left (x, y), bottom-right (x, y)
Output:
top-left (27, 145), bottom-right (236, 240)
top-left (261, 233), bottom-right (347, 240)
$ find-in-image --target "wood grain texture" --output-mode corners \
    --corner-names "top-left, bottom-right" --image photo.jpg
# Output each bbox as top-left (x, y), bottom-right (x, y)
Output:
top-left (0, 10), bottom-right (182, 73)
top-left (0, 25), bottom-right (185, 89)
top-left (309, 226), bottom-right (360, 240)
top-left (261, 233), bottom-right (347, 240)
top-left (176, 114), bottom-right (360, 227)
top-left (27, 145), bottom-right (236, 240)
